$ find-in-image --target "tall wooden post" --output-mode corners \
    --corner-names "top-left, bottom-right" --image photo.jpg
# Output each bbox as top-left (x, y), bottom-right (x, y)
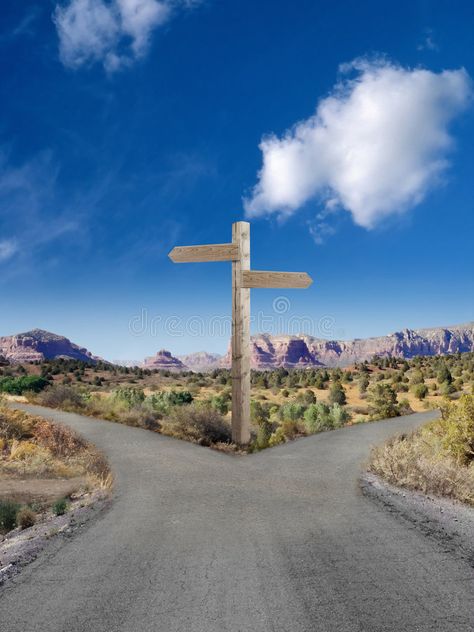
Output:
top-left (168, 223), bottom-right (312, 446)
top-left (231, 221), bottom-right (251, 444)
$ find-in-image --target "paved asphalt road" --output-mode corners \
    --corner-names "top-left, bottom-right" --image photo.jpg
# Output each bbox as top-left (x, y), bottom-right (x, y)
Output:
top-left (1, 406), bottom-right (473, 632)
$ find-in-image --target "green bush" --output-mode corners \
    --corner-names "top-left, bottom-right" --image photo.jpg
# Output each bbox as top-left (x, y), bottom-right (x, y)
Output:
top-left (438, 394), bottom-right (474, 465)
top-left (0, 376), bottom-right (49, 395)
top-left (328, 381), bottom-right (346, 406)
top-left (330, 403), bottom-right (350, 427)
top-left (278, 402), bottom-right (306, 422)
top-left (303, 402), bottom-right (332, 433)
top-left (367, 383), bottom-right (399, 419)
top-left (0, 500), bottom-right (20, 532)
top-left (209, 395), bottom-right (229, 415)
top-left (53, 497), bottom-right (69, 516)
top-left (112, 387), bottom-right (145, 409)
top-left (413, 383), bottom-right (428, 400)
top-left (147, 389), bottom-right (193, 414)
top-left (251, 401), bottom-right (274, 450)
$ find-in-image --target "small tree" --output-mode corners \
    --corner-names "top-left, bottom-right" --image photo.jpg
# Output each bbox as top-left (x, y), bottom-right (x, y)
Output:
top-left (359, 375), bottom-right (370, 395)
top-left (368, 383), bottom-right (399, 419)
top-left (413, 383), bottom-right (429, 400)
top-left (329, 381), bottom-right (346, 406)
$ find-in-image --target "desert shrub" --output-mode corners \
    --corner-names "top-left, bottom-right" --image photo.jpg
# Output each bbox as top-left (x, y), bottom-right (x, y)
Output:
top-left (278, 402), bottom-right (306, 422)
top-left (0, 409), bottom-right (34, 440)
top-left (369, 431), bottom-right (474, 505)
top-left (409, 370), bottom-right (424, 386)
top-left (9, 440), bottom-right (47, 460)
top-left (279, 419), bottom-right (300, 440)
top-left (148, 389), bottom-right (193, 414)
top-left (121, 407), bottom-right (161, 431)
top-left (268, 420), bottom-right (300, 446)
top-left (53, 497), bottom-right (69, 516)
top-left (0, 500), bottom-right (19, 532)
top-left (296, 390), bottom-right (316, 405)
top-left (439, 381), bottom-right (456, 396)
top-left (161, 404), bottom-right (231, 446)
top-left (329, 381), bottom-right (346, 406)
top-left (437, 395), bottom-right (474, 465)
top-left (209, 395), bottom-right (229, 415)
top-left (17, 507), bottom-right (36, 529)
top-left (111, 387), bottom-right (145, 409)
top-left (367, 383), bottom-right (399, 419)
top-left (251, 401), bottom-right (275, 450)
top-left (306, 402), bottom-right (333, 431)
top-left (34, 420), bottom-right (87, 457)
top-left (413, 383), bottom-right (429, 400)
top-left (37, 385), bottom-right (85, 410)
top-left (359, 376), bottom-right (370, 395)
top-left (84, 449), bottom-right (111, 484)
top-left (268, 428), bottom-right (285, 447)
top-left (398, 399), bottom-right (413, 415)
top-left (0, 375), bottom-right (49, 395)
top-left (437, 365), bottom-right (453, 385)
top-left (330, 403), bottom-right (350, 427)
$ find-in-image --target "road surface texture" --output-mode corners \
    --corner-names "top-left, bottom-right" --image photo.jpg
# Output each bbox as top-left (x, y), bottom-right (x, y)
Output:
top-left (1, 405), bottom-right (472, 632)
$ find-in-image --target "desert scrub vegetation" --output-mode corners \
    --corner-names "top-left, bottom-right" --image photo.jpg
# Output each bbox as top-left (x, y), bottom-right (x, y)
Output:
top-left (368, 394), bottom-right (474, 505)
top-left (0, 402), bottom-right (111, 534)
top-left (16, 350), bottom-right (474, 451)
top-left (32, 384), bottom-right (236, 449)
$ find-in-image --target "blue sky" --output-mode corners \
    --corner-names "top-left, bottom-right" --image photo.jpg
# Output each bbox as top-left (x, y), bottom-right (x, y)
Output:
top-left (0, 0), bottom-right (473, 361)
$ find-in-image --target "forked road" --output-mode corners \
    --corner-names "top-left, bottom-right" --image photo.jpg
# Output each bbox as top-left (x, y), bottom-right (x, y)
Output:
top-left (1, 406), bottom-right (473, 632)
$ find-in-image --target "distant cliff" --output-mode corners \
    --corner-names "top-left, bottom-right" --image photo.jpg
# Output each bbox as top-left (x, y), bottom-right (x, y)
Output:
top-left (214, 323), bottom-right (474, 369)
top-left (177, 351), bottom-right (222, 372)
top-left (0, 329), bottom-right (101, 364)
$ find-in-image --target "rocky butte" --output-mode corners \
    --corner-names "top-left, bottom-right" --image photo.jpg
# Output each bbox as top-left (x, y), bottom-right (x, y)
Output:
top-left (143, 349), bottom-right (187, 371)
top-left (0, 329), bottom-right (101, 364)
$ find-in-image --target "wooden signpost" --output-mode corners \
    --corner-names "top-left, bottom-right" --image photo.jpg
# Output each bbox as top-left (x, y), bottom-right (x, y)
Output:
top-left (169, 221), bottom-right (312, 445)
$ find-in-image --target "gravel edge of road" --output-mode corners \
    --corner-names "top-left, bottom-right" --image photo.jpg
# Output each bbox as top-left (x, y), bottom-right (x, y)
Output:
top-left (0, 490), bottom-right (112, 588)
top-left (360, 472), bottom-right (474, 567)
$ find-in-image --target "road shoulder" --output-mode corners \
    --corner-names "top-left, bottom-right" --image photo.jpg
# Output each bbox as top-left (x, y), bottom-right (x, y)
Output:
top-left (361, 472), bottom-right (474, 567)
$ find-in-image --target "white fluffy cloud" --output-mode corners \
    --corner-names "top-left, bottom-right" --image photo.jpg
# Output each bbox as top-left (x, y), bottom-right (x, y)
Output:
top-left (244, 60), bottom-right (472, 229)
top-left (54, 0), bottom-right (192, 71)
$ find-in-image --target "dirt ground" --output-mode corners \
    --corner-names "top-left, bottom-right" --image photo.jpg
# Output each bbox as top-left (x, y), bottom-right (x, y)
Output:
top-left (0, 476), bottom-right (87, 504)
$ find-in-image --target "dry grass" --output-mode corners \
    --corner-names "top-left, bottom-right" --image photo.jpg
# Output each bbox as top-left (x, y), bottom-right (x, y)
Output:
top-left (368, 394), bottom-right (474, 505)
top-left (0, 403), bottom-right (111, 489)
top-left (160, 404), bottom-right (232, 447)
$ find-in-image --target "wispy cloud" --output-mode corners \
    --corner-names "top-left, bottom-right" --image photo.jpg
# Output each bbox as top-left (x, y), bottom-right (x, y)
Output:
top-left (244, 58), bottom-right (472, 234)
top-left (418, 28), bottom-right (439, 52)
top-left (0, 239), bottom-right (18, 262)
top-left (53, 0), bottom-right (201, 72)
top-left (0, 150), bottom-right (83, 274)
top-left (0, 7), bottom-right (41, 44)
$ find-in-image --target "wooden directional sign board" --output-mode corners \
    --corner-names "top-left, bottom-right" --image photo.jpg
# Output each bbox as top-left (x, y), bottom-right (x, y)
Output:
top-left (169, 244), bottom-right (239, 263)
top-left (168, 222), bottom-right (313, 445)
top-left (242, 270), bottom-right (312, 289)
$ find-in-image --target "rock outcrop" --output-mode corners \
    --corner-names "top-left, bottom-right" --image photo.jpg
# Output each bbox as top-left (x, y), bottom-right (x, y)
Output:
top-left (0, 329), bottom-right (101, 364)
top-left (177, 352), bottom-right (222, 372)
top-left (143, 349), bottom-right (187, 371)
top-left (218, 323), bottom-right (474, 369)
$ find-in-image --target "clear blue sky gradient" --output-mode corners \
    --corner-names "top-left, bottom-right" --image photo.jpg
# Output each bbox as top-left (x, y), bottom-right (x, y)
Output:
top-left (0, 1), bottom-right (473, 361)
